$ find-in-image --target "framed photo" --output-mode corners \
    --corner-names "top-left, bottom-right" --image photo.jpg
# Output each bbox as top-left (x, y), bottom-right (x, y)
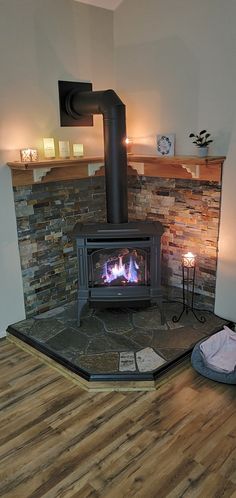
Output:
top-left (156, 134), bottom-right (175, 156)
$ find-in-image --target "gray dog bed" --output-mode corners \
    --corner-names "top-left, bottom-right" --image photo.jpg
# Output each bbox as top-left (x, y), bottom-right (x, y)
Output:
top-left (191, 340), bottom-right (236, 384)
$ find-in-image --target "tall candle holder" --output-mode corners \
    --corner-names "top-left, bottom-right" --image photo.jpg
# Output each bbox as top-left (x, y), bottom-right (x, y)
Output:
top-left (172, 252), bottom-right (206, 323)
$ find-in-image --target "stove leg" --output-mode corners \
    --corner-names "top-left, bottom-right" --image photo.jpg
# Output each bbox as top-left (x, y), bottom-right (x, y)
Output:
top-left (159, 301), bottom-right (165, 325)
top-left (77, 299), bottom-right (88, 327)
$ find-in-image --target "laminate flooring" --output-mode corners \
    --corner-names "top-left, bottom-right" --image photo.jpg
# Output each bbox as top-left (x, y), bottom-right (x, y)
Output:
top-left (0, 339), bottom-right (236, 498)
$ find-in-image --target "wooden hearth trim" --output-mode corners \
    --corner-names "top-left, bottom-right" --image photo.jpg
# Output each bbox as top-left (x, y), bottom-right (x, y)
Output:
top-left (7, 155), bottom-right (225, 186)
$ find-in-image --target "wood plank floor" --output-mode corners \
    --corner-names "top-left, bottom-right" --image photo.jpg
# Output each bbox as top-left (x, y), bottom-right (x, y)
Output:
top-left (0, 339), bottom-right (236, 498)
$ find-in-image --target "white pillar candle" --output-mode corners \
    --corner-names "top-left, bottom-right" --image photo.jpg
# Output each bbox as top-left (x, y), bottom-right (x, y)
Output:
top-left (43, 138), bottom-right (55, 159)
top-left (72, 143), bottom-right (84, 157)
top-left (59, 140), bottom-right (70, 158)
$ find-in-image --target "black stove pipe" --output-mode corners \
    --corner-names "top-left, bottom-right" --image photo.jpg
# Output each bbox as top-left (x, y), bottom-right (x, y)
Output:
top-left (65, 89), bottom-right (128, 224)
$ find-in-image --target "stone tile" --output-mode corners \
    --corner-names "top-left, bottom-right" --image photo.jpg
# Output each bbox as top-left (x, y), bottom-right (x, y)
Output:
top-left (17, 318), bottom-right (65, 342)
top-left (73, 317), bottom-right (105, 336)
top-left (35, 306), bottom-right (67, 319)
top-left (132, 308), bottom-right (168, 331)
top-left (151, 328), bottom-right (207, 350)
top-left (119, 352), bottom-right (136, 372)
top-left (136, 347), bottom-right (166, 372)
top-left (87, 332), bottom-right (139, 354)
top-left (15, 203), bottom-right (34, 218)
top-left (46, 327), bottom-right (89, 354)
top-left (11, 318), bottom-right (35, 333)
top-left (156, 348), bottom-right (187, 361)
top-left (167, 320), bottom-right (185, 330)
top-left (75, 352), bottom-right (119, 374)
top-left (95, 309), bottom-right (133, 334)
top-left (125, 329), bottom-right (153, 348)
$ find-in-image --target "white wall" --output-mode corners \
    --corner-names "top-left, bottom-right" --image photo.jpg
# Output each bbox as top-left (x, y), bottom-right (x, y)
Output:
top-left (114, 0), bottom-right (236, 321)
top-left (215, 121), bottom-right (236, 321)
top-left (114, 0), bottom-right (236, 156)
top-left (0, 0), bottom-right (114, 335)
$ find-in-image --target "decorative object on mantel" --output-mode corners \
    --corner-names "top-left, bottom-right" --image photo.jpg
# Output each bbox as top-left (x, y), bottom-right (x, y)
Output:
top-left (156, 134), bottom-right (175, 156)
top-left (43, 137), bottom-right (56, 159)
top-left (172, 252), bottom-right (206, 324)
top-left (59, 140), bottom-right (70, 158)
top-left (125, 137), bottom-right (133, 154)
top-left (189, 129), bottom-right (213, 157)
top-left (20, 148), bottom-right (38, 162)
top-left (73, 143), bottom-right (84, 157)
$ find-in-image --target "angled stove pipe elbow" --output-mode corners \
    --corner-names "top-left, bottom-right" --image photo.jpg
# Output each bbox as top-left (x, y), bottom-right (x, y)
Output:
top-left (60, 81), bottom-right (128, 224)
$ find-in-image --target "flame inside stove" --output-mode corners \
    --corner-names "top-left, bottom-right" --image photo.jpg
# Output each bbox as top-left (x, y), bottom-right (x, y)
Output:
top-left (103, 255), bottom-right (139, 284)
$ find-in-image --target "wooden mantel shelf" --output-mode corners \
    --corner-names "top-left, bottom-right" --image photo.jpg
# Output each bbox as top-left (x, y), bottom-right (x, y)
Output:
top-left (7, 155), bottom-right (225, 187)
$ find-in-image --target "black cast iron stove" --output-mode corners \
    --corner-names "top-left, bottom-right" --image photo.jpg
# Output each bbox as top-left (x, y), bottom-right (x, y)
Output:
top-left (72, 221), bottom-right (163, 325)
top-left (59, 80), bottom-right (164, 325)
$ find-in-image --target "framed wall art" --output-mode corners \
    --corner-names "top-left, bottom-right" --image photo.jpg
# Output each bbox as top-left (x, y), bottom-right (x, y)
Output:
top-left (156, 134), bottom-right (175, 156)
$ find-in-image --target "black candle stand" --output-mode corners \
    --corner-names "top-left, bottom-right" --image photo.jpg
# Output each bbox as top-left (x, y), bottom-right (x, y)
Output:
top-left (172, 263), bottom-right (206, 324)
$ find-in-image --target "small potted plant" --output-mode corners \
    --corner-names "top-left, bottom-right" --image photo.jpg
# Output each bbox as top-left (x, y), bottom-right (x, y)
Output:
top-left (189, 130), bottom-right (213, 157)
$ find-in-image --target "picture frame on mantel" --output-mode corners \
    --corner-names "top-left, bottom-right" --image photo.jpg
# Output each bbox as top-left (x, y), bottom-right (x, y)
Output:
top-left (156, 134), bottom-right (175, 156)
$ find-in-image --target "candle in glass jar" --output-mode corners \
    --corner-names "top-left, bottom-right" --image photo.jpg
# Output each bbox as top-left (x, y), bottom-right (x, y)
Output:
top-left (59, 140), bottom-right (70, 158)
top-left (72, 143), bottom-right (84, 157)
top-left (43, 138), bottom-right (55, 159)
top-left (182, 252), bottom-right (196, 268)
top-left (20, 148), bottom-right (38, 162)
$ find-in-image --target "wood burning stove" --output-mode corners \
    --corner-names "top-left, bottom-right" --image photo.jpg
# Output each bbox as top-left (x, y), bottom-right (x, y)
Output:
top-left (58, 81), bottom-right (164, 325)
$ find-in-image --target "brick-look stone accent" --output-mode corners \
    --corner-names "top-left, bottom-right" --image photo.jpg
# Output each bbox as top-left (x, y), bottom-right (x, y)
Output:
top-left (14, 177), bottom-right (106, 317)
top-left (128, 176), bottom-right (221, 308)
top-left (13, 175), bottom-right (221, 317)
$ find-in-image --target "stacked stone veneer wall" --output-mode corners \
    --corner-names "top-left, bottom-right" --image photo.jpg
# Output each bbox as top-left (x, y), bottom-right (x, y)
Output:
top-left (13, 177), bottom-right (106, 317)
top-left (128, 176), bottom-right (221, 309)
top-left (13, 175), bottom-right (221, 317)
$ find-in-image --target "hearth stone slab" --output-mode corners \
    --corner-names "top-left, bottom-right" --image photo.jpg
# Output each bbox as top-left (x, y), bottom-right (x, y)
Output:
top-left (75, 352), bottom-right (119, 374)
top-left (46, 328), bottom-right (89, 354)
top-left (12, 318), bottom-right (35, 333)
top-left (35, 306), bottom-right (67, 319)
top-left (86, 333), bottom-right (139, 354)
top-left (18, 318), bottom-right (65, 342)
top-left (132, 308), bottom-right (168, 330)
top-left (95, 309), bottom-right (133, 334)
top-left (151, 328), bottom-right (208, 350)
top-left (167, 320), bottom-right (184, 329)
top-left (136, 347), bottom-right (166, 372)
top-left (72, 316), bottom-right (104, 337)
top-left (119, 352), bottom-right (136, 372)
top-left (125, 329), bottom-right (153, 349)
top-left (156, 348), bottom-right (188, 361)
top-left (8, 300), bottom-right (230, 385)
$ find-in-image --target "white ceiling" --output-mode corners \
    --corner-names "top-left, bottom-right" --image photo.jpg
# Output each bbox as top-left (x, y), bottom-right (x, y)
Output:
top-left (74, 0), bottom-right (123, 10)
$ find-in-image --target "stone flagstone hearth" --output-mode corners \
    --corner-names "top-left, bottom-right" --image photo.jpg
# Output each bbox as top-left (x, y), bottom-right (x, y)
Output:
top-left (7, 301), bottom-right (228, 383)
